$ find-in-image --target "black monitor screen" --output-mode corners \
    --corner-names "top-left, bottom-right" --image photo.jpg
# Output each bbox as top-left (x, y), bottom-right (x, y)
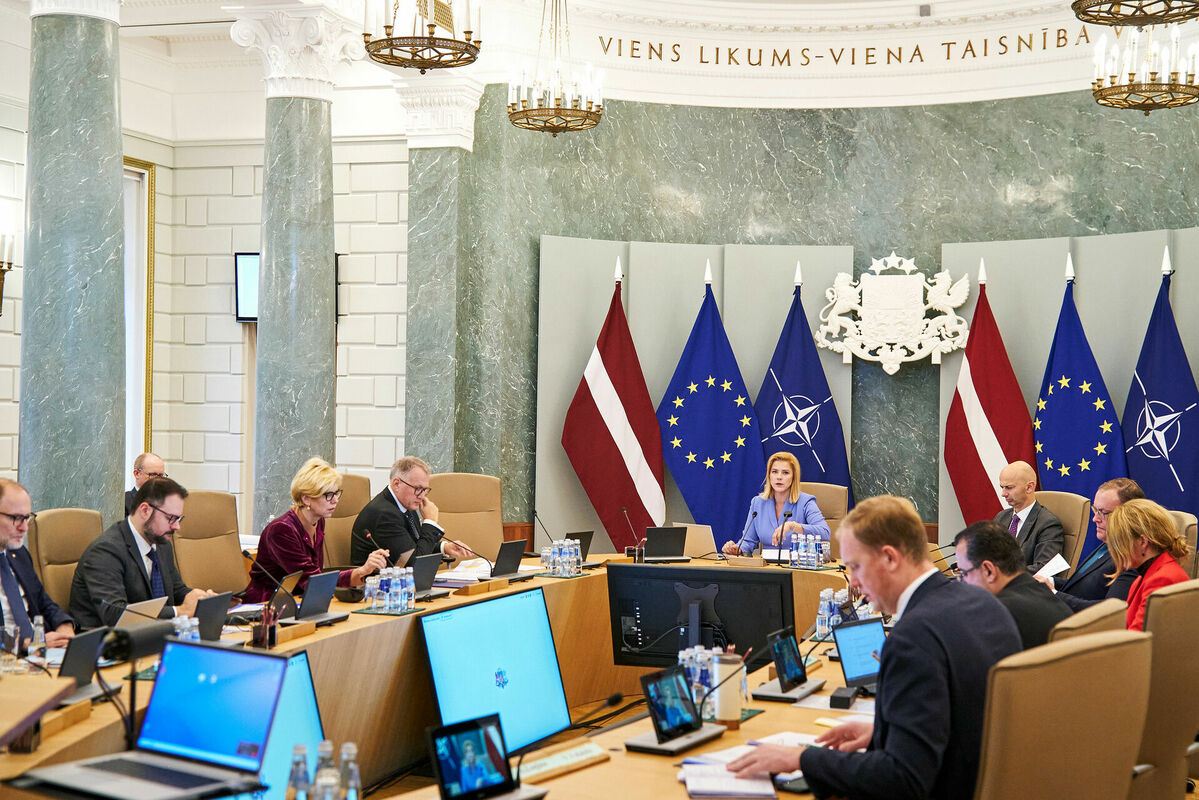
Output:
top-left (606, 563), bottom-right (794, 671)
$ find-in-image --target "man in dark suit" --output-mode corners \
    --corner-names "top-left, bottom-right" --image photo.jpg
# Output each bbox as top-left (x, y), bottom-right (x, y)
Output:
top-left (350, 456), bottom-right (472, 568)
top-left (1037, 478), bottom-right (1142, 612)
top-left (124, 452), bottom-right (167, 516)
top-left (70, 477), bottom-right (214, 629)
top-left (0, 479), bottom-right (74, 649)
top-left (954, 521), bottom-right (1072, 649)
top-left (729, 495), bottom-right (1022, 800)
top-left (992, 460), bottom-right (1063, 572)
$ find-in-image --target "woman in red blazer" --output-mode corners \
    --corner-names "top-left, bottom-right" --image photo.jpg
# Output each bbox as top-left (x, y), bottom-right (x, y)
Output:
top-left (1106, 499), bottom-right (1191, 631)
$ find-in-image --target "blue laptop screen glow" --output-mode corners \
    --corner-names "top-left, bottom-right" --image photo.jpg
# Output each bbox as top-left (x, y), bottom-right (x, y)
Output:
top-left (137, 641), bottom-right (287, 772)
top-left (834, 620), bottom-right (887, 684)
top-left (421, 588), bottom-right (571, 752)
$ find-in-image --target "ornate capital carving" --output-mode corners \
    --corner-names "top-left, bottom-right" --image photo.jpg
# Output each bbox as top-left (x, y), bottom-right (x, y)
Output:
top-left (394, 75), bottom-right (484, 151)
top-left (231, 7), bottom-right (364, 102)
top-left (30, 0), bottom-right (120, 24)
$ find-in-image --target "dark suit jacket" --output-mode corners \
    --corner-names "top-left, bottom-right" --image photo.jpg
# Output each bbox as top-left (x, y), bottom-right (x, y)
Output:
top-left (350, 488), bottom-right (443, 567)
top-left (5, 547), bottom-right (72, 631)
top-left (993, 502), bottom-right (1063, 573)
top-left (68, 520), bottom-right (191, 629)
top-left (995, 572), bottom-right (1073, 649)
top-left (801, 572), bottom-right (1022, 800)
top-left (124, 489), bottom-right (138, 517)
top-left (1054, 543), bottom-right (1138, 612)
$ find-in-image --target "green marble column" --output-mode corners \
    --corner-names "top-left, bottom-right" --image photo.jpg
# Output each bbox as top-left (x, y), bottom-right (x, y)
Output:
top-left (232, 8), bottom-right (361, 533)
top-left (20, 3), bottom-right (125, 520)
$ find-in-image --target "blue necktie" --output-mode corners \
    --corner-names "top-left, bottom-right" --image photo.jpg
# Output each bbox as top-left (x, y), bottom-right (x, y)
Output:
top-left (0, 555), bottom-right (34, 642)
top-left (147, 547), bottom-right (166, 599)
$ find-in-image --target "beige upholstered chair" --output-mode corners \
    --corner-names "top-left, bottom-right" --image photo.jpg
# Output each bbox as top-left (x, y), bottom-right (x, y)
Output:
top-left (334, 473), bottom-right (371, 519)
top-left (1167, 510), bottom-right (1197, 578)
top-left (1034, 490), bottom-right (1092, 578)
top-left (973, 630), bottom-right (1152, 800)
top-left (1048, 598), bottom-right (1127, 643)
top-left (26, 508), bottom-right (103, 610)
top-left (799, 482), bottom-right (850, 558)
top-left (323, 514), bottom-right (356, 568)
top-left (428, 473), bottom-right (504, 561)
top-left (1128, 579), bottom-right (1199, 800)
top-left (173, 490), bottom-right (248, 594)
top-left (928, 541), bottom-right (954, 577)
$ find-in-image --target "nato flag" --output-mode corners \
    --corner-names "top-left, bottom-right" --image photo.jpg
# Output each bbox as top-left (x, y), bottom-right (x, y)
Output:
top-left (755, 286), bottom-right (853, 506)
top-left (1035, 281), bottom-right (1127, 559)
top-left (656, 286), bottom-right (767, 546)
top-left (1122, 274), bottom-right (1199, 517)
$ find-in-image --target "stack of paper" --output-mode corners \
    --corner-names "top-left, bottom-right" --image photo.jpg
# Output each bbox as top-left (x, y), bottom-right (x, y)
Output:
top-left (678, 764), bottom-right (776, 798)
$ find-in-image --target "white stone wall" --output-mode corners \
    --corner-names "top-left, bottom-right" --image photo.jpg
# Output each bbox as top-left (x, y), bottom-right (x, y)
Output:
top-left (0, 103), bottom-right (24, 480)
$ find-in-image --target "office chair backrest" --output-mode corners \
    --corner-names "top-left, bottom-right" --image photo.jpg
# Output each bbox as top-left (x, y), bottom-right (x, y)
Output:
top-left (428, 473), bottom-right (504, 561)
top-left (27, 508), bottom-right (103, 610)
top-left (799, 482), bottom-right (849, 558)
top-left (1034, 490), bottom-right (1091, 578)
top-left (1048, 597), bottom-right (1127, 643)
top-left (333, 473), bottom-right (371, 519)
top-left (174, 490), bottom-right (248, 594)
top-left (1166, 510), bottom-right (1197, 578)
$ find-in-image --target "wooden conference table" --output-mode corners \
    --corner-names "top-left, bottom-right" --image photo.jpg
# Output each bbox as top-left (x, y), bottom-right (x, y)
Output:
top-left (0, 557), bottom-right (849, 790)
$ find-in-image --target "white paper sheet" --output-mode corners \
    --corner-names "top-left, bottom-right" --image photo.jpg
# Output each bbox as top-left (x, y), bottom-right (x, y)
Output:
top-left (1035, 553), bottom-right (1071, 578)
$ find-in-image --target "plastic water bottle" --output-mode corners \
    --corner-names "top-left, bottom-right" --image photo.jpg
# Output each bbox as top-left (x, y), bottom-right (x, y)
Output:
top-left (285, 744), bottom-right (310, 800)
top-left (697, 649), bottom-right (712, 712)
top-left (403, 568), bottom-right (415, 612)
top-left (816, 589), bottom-right (831, 639)
top-left (829, 595), bottom-right (843, 631)
top-left (704, 648), bottom-right (722, 719)
top-left (31, 615), bottom-right (45, 659)
top-left (189, 617), bottom-right (202, 641)
top-left (390, 572), bottom-right (403, 612)
top-left (172, 615), bottom-right (190, 638)
top-left (821, 538), bottom-right (832, 565)
top-left (806, 534), bottom-right (818, 568)
top-left (571, 540), bottom-right (582, 575)
top-left (379, 568), bottom-right (393, 611)
top-left (339, 741), bottom-right (362, 800)
top-left (311, 740), bottom-right (337, 800)
top-left (788, 531), bottom-right (799, 567)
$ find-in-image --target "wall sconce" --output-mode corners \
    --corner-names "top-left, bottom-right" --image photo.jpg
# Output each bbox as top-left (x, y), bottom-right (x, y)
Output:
top-left (0, 233), bottom-right (13, 316)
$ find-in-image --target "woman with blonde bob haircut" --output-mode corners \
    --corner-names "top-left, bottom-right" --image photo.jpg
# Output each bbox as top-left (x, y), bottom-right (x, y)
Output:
top-left (1106, 498), bottom-right (1190, 631)
top-left (722, 451), bottom-right (831, 556)
top-left (243, 457), bottom-right (388, 602)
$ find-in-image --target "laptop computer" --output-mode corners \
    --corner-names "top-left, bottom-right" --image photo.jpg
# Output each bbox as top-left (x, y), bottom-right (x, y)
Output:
top-left (279, 571), bottom-right (348, 627)
top-left (57, 627), bottom-right (110, 706)
top-left (489, 540), bottom-right (533, 583)
top-left (427, 713), bottom-right (547, 800)
top-left (564, 531), bottom-right (602, 570)
top-left (831, 617), bottom-right (886, 697)
top-left (228, 571), bottom-right (302, 624)
top-left (671, 522), bottom-right (718, 559)
top-left (115, 597), bottom-right (169, 628)
top-left (624, 665), bottom-right (725, 755)
top-left (751, 627), bottom-right (826, 703)
top-left (25, 639), bottom-right (289, 800)
top-left (643, 527), bottom-right (690, 564)
top-left (194, 592), bottom-right (234, 643)
top-left (414, 553), bottom-right (451, 602)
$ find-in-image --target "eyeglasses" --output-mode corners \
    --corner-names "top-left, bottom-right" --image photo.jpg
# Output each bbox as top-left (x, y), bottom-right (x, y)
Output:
top-left (0, 511), bottom-right (36, 525)
top-left (148, 504), bottom-right (185, 526)
top-left (321, 490), bottom-right (343, 503)
top-left (1093, 507), bottom-right (1114, 518)
top-left (397, 476), bottom-right (431, 496)
top-left (136, 469), bottom-right (169, 479)
top-left (953, 564), bottom-right (980, 581)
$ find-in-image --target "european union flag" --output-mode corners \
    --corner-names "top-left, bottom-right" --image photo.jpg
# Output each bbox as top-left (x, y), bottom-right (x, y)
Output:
top-left (1122, 274), bottom-right (1199, 517)
top-left (656, 286), bottom-right (767, 546)
top-left (1036, 281), bottom-right (1127, 559)
top-left (755, 286), bottom-right (854, 505)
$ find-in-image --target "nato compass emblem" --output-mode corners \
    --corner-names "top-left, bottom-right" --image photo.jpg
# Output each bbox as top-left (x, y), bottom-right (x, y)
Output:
top-left (495, 668), bottom-right (509, 689)
top-left (762, 369), bottom-right (832, 471)
top-left (1127, 371), bottom-right (1197, 492)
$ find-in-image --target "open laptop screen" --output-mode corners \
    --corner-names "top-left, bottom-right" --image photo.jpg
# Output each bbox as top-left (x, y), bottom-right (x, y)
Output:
top-left (832, 618), bottom-right (886, 687)
top-left (137, 640), bottom-right (288, 772)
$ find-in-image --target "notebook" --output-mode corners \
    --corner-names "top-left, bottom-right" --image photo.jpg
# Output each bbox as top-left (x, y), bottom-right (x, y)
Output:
top-left (427, 713), bottom-right (547, 800)
top-left (831, 617), bottom-right (886, 695)
top-left (25, 639), bottom-right (289, 800)
top-left (624, 665), bottom-right (725, 755)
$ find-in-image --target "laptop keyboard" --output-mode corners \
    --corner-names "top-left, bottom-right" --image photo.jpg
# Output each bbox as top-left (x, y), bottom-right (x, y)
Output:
top-left (86, 758), bottom-right (220, 788)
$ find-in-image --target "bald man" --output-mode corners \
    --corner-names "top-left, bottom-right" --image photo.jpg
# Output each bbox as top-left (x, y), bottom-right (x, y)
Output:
top-left (125, 453), bottom-right (167, 516)
top-left (991, 461), bottom-right (1063, 573)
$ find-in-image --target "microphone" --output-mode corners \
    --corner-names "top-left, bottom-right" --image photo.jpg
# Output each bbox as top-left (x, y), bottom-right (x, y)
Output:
top-left (732, 512), bottom-right (757, 555)
top-left (241, 549), bottom-right (293, 597)
top-left (621, 507), bottom-right (639, 548)
top-left (515, 693), bottom-right (624, 779)
top-left (533, 510), bottom-right (552, 544)
top-left (776, 512), bottom-right (793, 565)
top-left (352, 529), bottom-right (395, 567)
top-left (426, 526), bottom-right (496, 575)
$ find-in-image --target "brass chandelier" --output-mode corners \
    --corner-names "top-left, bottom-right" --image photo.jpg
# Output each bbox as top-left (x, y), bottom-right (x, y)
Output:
top-left (507, 0), bottom-right (603, 136)
top-left (1075, 2), bottom-right (1199, 114)
top-left (362, 0), bottom-right (481, 74)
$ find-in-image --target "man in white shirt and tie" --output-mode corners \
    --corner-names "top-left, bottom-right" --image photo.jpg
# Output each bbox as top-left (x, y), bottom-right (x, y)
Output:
top-left (991, 460), bottom-right (1064, 573)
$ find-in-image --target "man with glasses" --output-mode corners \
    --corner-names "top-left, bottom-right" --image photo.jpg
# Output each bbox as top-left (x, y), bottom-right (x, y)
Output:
top-left (124, 452), bottom-right (168, 516)
top-left (0, 479), bottom-right (74, 649)
top-left (70, 477), bottom-right (216, 629)
top-left (1034, 477), bottom-right (1143, 612)
top-left (351, 456), bottom-right (471, 568)
top-left (953, 521), bottom-right (1071, 649)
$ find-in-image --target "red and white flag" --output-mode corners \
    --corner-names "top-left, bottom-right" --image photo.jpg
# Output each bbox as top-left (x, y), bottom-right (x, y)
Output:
top-left (945, 277), bottom-right (1037, 523)
top-left (562, 281), bottom-right (665, 549)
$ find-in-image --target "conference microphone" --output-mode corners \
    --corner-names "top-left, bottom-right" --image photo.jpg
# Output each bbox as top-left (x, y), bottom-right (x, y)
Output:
top-left (352, 528), bottom-right (396, 567)
top-left (533, 510), bottom-right (553, 544)
top-left (621, 506), bottom-right (640, 548)
top-left (241, 549), bottom-right (294, 597)
top-left (515, 693), bottom-right (624, 779)
top-left (732, 511), bottom-right (757, 555)
top-left (427, 526), bottom-right (496, 575)
top-left (776, 512), bottom-right (793, 565)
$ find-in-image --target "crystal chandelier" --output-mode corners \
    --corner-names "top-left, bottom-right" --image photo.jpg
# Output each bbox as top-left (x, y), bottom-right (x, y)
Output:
top-left (507, 0), bottom-right (603, 136)
top-left (362, 0), bottom-right (481, 74)
top-left (1090, 24), bottom-right (1199, 114)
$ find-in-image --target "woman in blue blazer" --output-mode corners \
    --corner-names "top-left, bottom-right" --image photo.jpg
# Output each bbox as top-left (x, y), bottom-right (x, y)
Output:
top-left (722, 451), bottom-right (830, 555)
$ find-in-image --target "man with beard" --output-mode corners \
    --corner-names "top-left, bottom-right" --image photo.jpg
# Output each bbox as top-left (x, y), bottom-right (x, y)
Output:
top-left (70, 477), bottom-right (215, 629)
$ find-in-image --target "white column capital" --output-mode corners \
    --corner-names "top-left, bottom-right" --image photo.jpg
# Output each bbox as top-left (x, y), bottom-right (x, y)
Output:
top-left (394, 75), bottom-right (485, 151)
top-left (231, 6), bottom-right (365, 103)
top-left (30, 0), bottom-right (120, 24)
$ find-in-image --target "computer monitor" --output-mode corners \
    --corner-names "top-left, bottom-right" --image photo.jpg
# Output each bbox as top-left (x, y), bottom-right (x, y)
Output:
top-left (606, 563), bottom-right (795, 672)
top-left (420, 588), bottom-right (571, 753)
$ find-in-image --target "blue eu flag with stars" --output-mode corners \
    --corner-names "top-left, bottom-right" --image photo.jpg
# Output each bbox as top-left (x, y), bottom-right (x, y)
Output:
top-left (755, 286), bottom-right (854, 506)
top-left (1121, 274), bottom-right (1199, 517)
top-left (1036, 281), bottom-right (1128, 559)
top-left (656, 286), bottom-right (767, 547)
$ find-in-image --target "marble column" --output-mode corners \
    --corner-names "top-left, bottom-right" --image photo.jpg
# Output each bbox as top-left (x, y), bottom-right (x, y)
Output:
top-left (232, 8), bottom-right (362, 533)
top-left (19, 0), bottom-right (125, 520)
